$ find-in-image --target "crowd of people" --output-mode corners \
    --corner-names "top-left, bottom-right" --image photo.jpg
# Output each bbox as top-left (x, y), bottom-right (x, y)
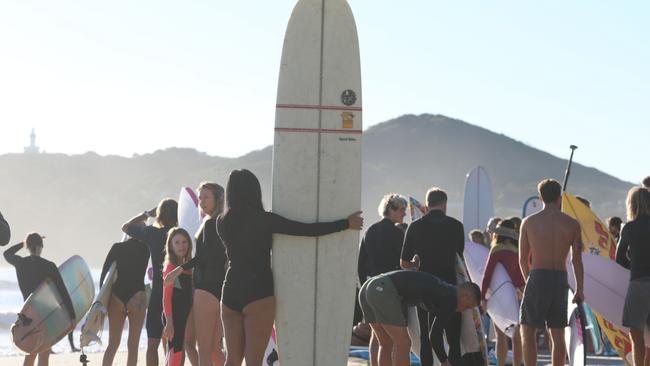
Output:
top-left (356, 177), bottom-right (650, 366)
top-left (1, 173), bottom-right (648, 366)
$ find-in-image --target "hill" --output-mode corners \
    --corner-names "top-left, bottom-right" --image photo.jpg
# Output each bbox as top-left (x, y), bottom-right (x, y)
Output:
top-left (0, 114), bottom-right (632, 266)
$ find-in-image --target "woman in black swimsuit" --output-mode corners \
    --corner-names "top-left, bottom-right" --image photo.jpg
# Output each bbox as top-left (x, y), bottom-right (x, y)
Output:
top-left (216, 169), bottom-right (363, 366)
top-left (100, 237), bottom-right (150, 366)
top-left (165, 182), bottom-right (227, 365)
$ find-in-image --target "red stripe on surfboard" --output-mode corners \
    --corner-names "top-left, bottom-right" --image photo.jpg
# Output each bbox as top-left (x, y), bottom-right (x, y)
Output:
top-left (275, 127), bottom-right (362, 134)
top-left (184, 187), bottom-right (199, 207)
top-left (276, 104), bottom-right (362, 112)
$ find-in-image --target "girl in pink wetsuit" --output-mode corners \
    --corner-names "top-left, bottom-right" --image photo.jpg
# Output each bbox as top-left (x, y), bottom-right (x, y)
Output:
top-left (162, 228), bottom-right (193, 366)
top-left (481, 219), bottom-right (525, 366)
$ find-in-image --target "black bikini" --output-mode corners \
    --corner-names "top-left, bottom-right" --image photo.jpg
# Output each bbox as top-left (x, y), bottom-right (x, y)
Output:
top-left (100, 238), bottom-right (150, 305)
top-left (216, 209), bottom-right (348, 312)
top-left (181, 217), bottom-right (227, 300)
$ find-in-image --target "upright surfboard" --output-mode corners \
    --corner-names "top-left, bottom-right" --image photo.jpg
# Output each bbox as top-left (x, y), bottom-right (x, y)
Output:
top-left (11, 255), bottom-right (94, 353)
top-left (522, 196), bottom-right (543, 218)
top-left (80, 262), bottom-right (117, 347)
top-left (463, 167), bottom-right (494, 238)
top-left (178, 186), bottom-right (202, 239)
top-left (272, 1), bottom-right (362, 365)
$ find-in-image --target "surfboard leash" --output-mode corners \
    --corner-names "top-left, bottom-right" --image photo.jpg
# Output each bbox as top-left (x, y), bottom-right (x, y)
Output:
top-left (79, 347), bottom-right (89, 365)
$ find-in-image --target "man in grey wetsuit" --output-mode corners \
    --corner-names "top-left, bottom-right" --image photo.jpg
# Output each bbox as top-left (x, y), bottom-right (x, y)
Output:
top-left (359, 270), bottom-right (480, 366)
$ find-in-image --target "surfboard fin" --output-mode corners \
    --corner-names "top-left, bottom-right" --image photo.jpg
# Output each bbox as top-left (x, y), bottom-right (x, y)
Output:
top-left (16, 313), bottom-right (33, 326)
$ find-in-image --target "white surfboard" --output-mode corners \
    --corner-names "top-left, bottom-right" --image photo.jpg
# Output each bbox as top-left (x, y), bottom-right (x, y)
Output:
top-left (567, 252), bottom-right (629, 330)
top-left (178, 186), bottom-right (201, 240)
top-left (271, 1), bottom-right (362, 365)
top-left (565, 290), bottom-right (585, 366)
top-left (463, 242), bottom-right (520, 337)
top-left (80, 262), bottom-right (117, 347)
top-left (463, 167), bottom-right (494, 238)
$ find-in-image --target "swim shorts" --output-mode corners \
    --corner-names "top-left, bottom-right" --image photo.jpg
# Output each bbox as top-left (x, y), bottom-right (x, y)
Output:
top-left (520, 269), bottom-right (568, 328)
top-left (359, 275), bottom-right (407, 327)
top-left (622, 277), bottom-right (650, 331)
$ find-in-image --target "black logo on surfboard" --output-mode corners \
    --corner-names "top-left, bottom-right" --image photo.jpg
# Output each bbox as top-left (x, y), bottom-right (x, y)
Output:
top-left (341, 89), bottom-right (356, 106)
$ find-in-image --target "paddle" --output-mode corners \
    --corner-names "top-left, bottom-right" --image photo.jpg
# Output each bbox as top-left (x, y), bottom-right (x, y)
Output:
top-left (561, 144), bottom-right (589, 365)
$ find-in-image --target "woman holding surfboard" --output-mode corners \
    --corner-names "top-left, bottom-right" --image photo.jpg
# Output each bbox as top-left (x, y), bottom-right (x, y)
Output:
top-left (99, 237), bottom-right (150, 366)
top-left (616, 187), bottom-right (650, 366)
top-left (165, 182), bottom-right (227, 366)
top-left (216, 169), bottom-right (363, 366)
top-left (480, 219), bottom-right (525, 366)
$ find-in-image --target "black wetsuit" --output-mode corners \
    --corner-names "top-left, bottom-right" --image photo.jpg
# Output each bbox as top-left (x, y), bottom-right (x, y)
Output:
top-left (181, 217), bottom-right (227, 300)
top-left (99, 238), bottom-right (150, 305)
top-left (0, 211), bottom-right (9, 246)
top-left (357, 218), bottom-right (404, 284)
top-left (401, 209), bottom-right (465, 366)
top-left (616, 214), bottom-right (650, 279)
top-left (217, 209), bottom-right (348, 312)
top-left (3, 243), bottom-right (76, 319)
top-left (163, 263), bottom-right (193, 365)
top-left (123, 223), bottom-right (169, 339)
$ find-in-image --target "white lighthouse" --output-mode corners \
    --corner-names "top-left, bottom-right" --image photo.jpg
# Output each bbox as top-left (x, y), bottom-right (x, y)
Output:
top-left (24, 129), bottom-right (40, 154)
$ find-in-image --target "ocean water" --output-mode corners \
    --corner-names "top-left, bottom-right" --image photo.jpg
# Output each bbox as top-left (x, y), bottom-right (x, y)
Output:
top-left (0, 267), bottom-right (151, 356)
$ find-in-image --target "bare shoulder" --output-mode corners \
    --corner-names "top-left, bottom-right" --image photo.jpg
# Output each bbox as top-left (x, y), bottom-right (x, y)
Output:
top-left (560, 212), bottom-right (580, 227)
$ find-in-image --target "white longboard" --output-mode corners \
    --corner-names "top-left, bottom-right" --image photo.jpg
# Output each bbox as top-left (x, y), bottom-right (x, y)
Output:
top-left (271, 0), bottom-right (362, 365)
top-left (462, 166), bottom-right (494, 238)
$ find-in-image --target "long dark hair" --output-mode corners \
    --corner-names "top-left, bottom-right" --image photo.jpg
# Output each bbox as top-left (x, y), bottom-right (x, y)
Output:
top-left (224, 169), bottom-right (264, 213)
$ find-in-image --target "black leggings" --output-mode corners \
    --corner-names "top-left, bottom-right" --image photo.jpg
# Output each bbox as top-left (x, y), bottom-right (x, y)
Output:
top-left (418, 308), bottom-right (462, 366)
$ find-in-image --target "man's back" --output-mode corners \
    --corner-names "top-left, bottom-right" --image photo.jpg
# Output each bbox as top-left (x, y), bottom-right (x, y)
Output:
top-left (358, 218), bottom-right (404, 282)
top-left (521, 207), bottom-right (580, 272)
top-left (401, 210), bottom-right (464, 284)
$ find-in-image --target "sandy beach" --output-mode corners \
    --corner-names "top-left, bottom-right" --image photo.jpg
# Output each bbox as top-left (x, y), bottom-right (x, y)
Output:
top-left (0, 351), bottom-right (625, 366)
top-left (0, 350), bottom-right (369, 366)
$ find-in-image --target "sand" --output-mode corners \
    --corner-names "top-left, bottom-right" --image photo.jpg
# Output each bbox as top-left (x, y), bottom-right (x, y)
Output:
top-left (0, 350), bottom-right (369, 366)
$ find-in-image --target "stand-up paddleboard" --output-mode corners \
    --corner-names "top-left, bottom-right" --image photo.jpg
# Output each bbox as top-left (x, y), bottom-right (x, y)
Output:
top-left (463, 242), bottom-right (519, 337)
top-left (562, 192), bottom-right (633, 364)
top-left (565, 289), bottom-right (586, 366)
top-left (178, 186), bottom-right (201, 239)
top-left (456, 255), bottom-right (488, 366)
top-left (522, 196), bottom-right (543, 218)
top-left (463, 167), bottom-right (494, 238)
top-left (79, 262), bottom-right (117, 347)
top-left (12, 255), bottom-right (94, 353)
top-left (271, 1), bottom-right (362, 365)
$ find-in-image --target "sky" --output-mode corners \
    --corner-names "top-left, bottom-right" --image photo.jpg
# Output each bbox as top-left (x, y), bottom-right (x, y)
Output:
top-left (0, 1), bottom-right (648, 183)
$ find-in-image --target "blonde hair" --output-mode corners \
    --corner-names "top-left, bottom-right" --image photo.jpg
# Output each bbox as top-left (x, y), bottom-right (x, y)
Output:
top-left (627, 187), bottom-right (650, 221)
top-left (377, 194), bottom-right (407, 218)
top-left (164, 227), bottom-right (193, 268)
top-left (197, 181), bottom-right (225, 217)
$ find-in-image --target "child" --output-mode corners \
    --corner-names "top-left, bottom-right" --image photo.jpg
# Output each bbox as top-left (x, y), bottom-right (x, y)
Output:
top-left (162, 228), bottom-right (193, 366)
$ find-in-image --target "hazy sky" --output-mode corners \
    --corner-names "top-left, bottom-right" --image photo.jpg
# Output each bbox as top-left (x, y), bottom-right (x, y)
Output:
top-left (0, 1), bottom-right (647, 183)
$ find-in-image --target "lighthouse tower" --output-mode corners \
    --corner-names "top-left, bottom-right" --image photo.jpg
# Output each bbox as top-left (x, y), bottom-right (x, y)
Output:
top-left (24, 129), bottom-right (40, 154)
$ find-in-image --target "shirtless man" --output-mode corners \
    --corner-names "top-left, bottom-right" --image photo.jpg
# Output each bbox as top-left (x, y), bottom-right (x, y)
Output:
top-left (518, 179), bottom-right (584, 366)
